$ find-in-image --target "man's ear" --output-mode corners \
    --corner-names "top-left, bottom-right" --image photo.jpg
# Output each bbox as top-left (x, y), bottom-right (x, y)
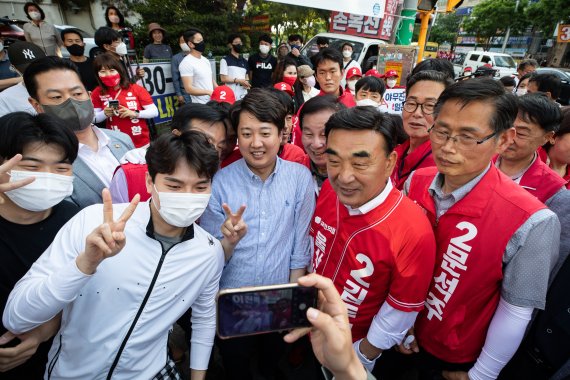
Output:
top-left (28, 97), bottom-right (43, 114)
top-left (496, 127), bottom-right (516, 155)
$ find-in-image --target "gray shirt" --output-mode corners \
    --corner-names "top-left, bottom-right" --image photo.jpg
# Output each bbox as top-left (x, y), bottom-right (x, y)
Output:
top-left (143, 43), bottom-right (172, 60)
top-left (404, 166), bottom-right (560, 309)
top-left (23, 21), bottom-right (62, 57)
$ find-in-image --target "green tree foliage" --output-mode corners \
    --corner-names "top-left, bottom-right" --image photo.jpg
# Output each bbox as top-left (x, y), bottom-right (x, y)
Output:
top-left (462, 0), bottom-right (528, 49)
top-left (525, 0), bottom-right (570, 37)
top-left (429, 13), bottom-right (462, 46)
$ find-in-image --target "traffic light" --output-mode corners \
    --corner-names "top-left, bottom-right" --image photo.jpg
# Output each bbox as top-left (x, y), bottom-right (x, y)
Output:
top-left (446, 0), bottom-right (464, 12)
top-left (417, 0), bottom-right (436, 11)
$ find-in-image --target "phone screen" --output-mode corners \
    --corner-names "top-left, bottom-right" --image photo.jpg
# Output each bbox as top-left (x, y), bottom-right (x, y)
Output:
top-left (109, 100), bottom-right (119, 109)
top-left (217, 285), bottom-right (317, 339)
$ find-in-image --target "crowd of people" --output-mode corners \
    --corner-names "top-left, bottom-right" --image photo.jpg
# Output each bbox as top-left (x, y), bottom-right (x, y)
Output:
top-left (0, 6), bottom-right (569, 380)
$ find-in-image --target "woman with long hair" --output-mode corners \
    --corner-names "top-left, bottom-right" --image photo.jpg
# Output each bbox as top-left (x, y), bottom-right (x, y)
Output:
top-left (104, 6), bottom-right (135, 50)
top-left (273, 57), bottom-right (304, 110)
top-left (91, 53), bottom-right (158, 147)
top-left (22, 2), bottom-right (63, 56)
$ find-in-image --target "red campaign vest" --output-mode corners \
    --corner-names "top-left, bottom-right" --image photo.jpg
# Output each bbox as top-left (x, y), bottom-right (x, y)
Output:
top-left (312, 181), bottom-right (436, 342)
top-left (407, 166), bottom-right (546, 363)
top-left (391, 139), bottom-right (436, 190)
top-left (121, 163), bottom-right (151, 202)
top-left (537, 147), bottom-right (570, 190)
top-left (518, 156), bottom-right (566, 203)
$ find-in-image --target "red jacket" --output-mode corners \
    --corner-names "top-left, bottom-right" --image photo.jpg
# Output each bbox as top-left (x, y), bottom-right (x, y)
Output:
top-left (407, 166), bottom-right (545, 363)
top-left (312, 181), bottom-right (436, 342)
top-left (120, 163), bottom-right (151, 202)
top-left (291, 87), bottom-right (356, 151)
top-left (537, 147), bottom-right (570, 189)
top-left (391, 139), bottom-right (436, 190)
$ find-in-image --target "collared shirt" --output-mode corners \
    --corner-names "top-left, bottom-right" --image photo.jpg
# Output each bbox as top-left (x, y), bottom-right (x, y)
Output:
top-left (405, 166), bottom-right (560, 309)
top-left (494, 153), bottom-right (537, 184)
top-left (200, 158), bottom-right (315, 289)
top-left (77, 126), bottom-right (120, 187)
top-left (346, 179), bottom-right (394, 216)
top-left (220, 53), bottom-right (248, 100)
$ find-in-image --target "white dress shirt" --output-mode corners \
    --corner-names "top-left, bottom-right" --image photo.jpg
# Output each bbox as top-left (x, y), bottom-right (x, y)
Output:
top-left (78, 126), bottom-right (120, 187)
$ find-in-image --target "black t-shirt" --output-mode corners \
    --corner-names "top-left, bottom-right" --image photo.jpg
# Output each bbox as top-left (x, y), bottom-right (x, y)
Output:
top-left (68, 57), bottom-right (98, 92)
top-left (0, 201), bottom-right (79, 380)
top-left (247, 53), bottom-right (277, 88)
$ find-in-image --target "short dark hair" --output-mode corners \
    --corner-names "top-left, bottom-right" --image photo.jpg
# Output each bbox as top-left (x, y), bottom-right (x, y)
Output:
top-left (183, 28), bottom-right (204, 44)
top-left (435, 78), bottom-right (518, 134)
top-left (529, 73), bottom-right (562, 100)
top-left (288, 34), bottom-right (303, 43)
top-left (325, 106), bottom-right (398, 155)
top-left (299, 95), bottom-right (345, 130)
top-left (316, 36), bottom-right (329, 45)
top-left (268, 87), bottom-right (295, 115)
top-left (355, 76), bottom-right (386, 96)
top-left (94, 27), bottom-right (122, 48)
top-left (499, 76), bottom-right (516, 88)
top-left (24, 56), bottom-right (81, 99)
top-left (386, 114), bottom-right (408, 145)
top-left (93, 53), bottom-right (130, 92)
top-left (24, 2), bottom-right (45, 21)
top-left (544, 107), bottom-right (570, 153)
top-left (0, 112), bottom-right (78, 164)
top-left (258, 34), bottom-right (273, 44)
top-left (313, 47), bottom-right (343, 72)
top-left (517, 59), bottom-right (538, 72)
top-left (146, 130), bottom-right (219, 181)
top-left (105, 6), bottom-right (126, 28)
top-left (410, 58), bottom-right (455, 80)
top-left (171, 103), bottom-right (226, 133)
top-left (61, 28), bottom-right (84, 42)
top-left (229, 88), bottom-right (286, 133)
top-left (517, 93), bottom-right (562, 133)
top-left (516, 72), bottom-right (534, 90)
top-left (406, 70), bottom-right (454, 94)
top-left (227, 33), bottom-right (241, 45)
top-left (341, 42), bottom-right (353, 51)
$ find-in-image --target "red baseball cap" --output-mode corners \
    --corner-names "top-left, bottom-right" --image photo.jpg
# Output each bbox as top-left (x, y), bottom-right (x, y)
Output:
top-left (210, 85), bottom-right (236, 104)
top-left (365, 69), bottom-right (383, 78)
top-left (384, 70), bottom-right (399, 78)
top-left (274, 82), bottom-right (294, 96)
top-left (346, 67), bottom-right (362, 80)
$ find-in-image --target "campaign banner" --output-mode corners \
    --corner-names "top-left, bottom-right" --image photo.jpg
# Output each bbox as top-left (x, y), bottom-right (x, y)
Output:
top-left (134, 62), bottom-right (180, 125)
top-left (381, 88), bottom-right (406, 114)
top-left (329, 0), bottom-right (398, 41)
top-left (267, 0), bottom-right (386, 18)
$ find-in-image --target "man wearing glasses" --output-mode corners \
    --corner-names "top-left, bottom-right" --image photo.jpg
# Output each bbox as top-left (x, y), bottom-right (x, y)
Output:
top-left (391, 71), bottom-right (454, 190)
top-left (401, 79), bottom-right (560, 380)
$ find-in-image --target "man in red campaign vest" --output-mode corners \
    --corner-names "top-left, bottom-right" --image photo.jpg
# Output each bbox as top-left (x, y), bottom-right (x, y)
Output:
top-left (311, 106), bottom-right (436, 372)
top-left (291, 48), bottom-right (355, 151)
top-left (401, 79), bottom-right (560, 380)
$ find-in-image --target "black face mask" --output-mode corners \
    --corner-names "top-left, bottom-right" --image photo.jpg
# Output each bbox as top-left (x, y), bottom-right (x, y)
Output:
top-left (233, 44), bottom-right (242, 53)
top-left (66, 44), bottom-right (85, 57)
top-left (192, 41), bottom-right (206, 53)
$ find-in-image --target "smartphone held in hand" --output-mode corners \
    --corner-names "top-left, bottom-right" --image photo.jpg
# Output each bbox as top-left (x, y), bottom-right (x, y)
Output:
top-left (217, 283), bottom-right (318, 339)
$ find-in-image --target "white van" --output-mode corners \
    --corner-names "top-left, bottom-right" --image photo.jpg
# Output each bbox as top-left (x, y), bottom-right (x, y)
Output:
top-left (462, 51), bottom-right (517, 78)
top-left (301, 33), bottom-right (386, 73)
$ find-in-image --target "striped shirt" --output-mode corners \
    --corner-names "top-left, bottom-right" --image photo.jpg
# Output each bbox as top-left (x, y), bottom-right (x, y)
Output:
top-left (200, 157), bottom-right (315, 289)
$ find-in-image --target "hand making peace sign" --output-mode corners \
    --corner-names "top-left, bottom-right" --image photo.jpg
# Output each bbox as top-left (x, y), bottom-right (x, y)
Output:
top-left (221, 203), bottom-right (247, 247)
top-left (76, 189), bottom-right (140, 275)
top-left (0, 154), bottom-right (36, 204)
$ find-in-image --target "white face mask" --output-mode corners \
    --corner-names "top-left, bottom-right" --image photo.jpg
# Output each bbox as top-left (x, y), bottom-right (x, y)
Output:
top-left (516, 88), bottom-right (527, 96)
top-left (180, 43), bottom-right (191, 52)
top-left (347, 80), bottom-right (357, 92)
top-left (153, 185), bottom-right (211, 227)
top-left (259, 45), bottom-right (270, 55)
top-left (356, 99), bottom-right (380, 108)
top-left (304, 75), bottom-right (316, 88)
top-left (109, 15), bottom-right (120, 24)
top-left (115, 42), bottom-right (128, 56)
top-left (5, 170), bottom-right (74, 212)
top-left (29, 11), bottom-right (41, 21)
top-left (342, 50), bottom-right (352, 59)
top-left (387, 79), bottom-right (397, 88)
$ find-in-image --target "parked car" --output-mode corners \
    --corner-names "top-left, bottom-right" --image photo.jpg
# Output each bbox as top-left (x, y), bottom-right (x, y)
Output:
top-left (0, 18), bottom-right (25, 45)
top-left (535, 67), bottom-right (570, 106)
top-left (301, 33), bottom-right (387, 73)
top-left (54, 25), bottom-right (96, 58)
top-left (462, 51), bottom-right (517, 78)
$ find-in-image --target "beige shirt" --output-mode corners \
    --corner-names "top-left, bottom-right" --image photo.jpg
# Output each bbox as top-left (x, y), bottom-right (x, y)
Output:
top-left (23, 21), bottom-right (63, 57)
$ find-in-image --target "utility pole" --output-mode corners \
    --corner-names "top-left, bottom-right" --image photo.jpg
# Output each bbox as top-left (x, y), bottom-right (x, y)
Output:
top-left (501, 0), bottom-right (520, 53)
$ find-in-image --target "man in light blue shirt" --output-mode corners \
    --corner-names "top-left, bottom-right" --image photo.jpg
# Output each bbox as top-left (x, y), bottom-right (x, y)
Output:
top-left (200, 87), bottom-right (315, 380)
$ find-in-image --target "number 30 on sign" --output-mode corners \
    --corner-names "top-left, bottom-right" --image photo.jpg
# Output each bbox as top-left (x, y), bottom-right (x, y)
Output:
top-left (558, 24), bottom-right (570, 43)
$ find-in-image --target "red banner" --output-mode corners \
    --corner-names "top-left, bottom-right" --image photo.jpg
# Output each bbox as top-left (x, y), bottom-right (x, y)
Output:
top-left (329, 0), bottom-right (398, 41)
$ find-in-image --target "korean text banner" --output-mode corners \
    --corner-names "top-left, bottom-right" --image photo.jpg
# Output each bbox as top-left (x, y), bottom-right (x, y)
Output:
top-left (266, 0), bottom-right (386, 19)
